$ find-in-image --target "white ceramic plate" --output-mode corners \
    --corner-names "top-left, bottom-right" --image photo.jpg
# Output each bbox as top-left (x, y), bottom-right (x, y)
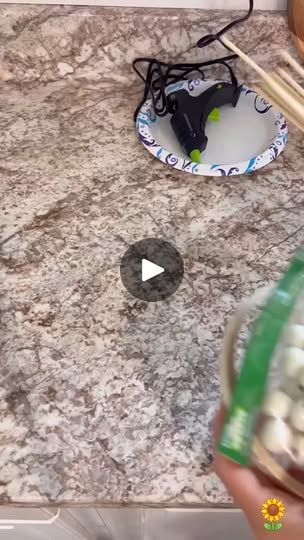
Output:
top-left (136, 80), bottom-right (288, 176)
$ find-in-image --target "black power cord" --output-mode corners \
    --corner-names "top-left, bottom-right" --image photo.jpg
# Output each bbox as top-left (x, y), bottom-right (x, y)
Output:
top-left (133, 0), bottom-right (254, 121)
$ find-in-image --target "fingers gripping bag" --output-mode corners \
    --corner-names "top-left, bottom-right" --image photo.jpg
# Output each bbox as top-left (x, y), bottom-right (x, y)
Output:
top-left (219, 248), bottom-right (304, 499)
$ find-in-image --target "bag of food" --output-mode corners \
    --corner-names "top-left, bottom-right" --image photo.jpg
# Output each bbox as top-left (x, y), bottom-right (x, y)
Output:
top-left (219, 248), bottom-right (304, 499)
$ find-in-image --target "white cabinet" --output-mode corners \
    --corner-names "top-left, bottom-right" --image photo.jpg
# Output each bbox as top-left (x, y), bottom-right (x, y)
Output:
top-left (0, 507), bottom-right (254, 539)
top-left (97, 508), bottom-right (254, 540)
top-left (97, 509), bottom-right (143, 540)
top-left (67, 509), bottom-right (113, 539)
top-left (143, 509), bottom-right (254, 540)
top-left (0, 508), bottom-right (96, 540)
top-left (0, 0), bottom-right (287, 9)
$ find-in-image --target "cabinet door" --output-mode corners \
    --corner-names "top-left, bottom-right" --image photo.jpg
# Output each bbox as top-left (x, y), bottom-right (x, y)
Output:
top-left (0, 508), bottom-right (94, 540)
top-left (97, 508), bottom-right (143, 540)
top-left (143, 509), bottom-right (254, 540)
top-left (67, 508), bottom-right (113, 539)
top-left (98, 508), bottom-right (254, 540)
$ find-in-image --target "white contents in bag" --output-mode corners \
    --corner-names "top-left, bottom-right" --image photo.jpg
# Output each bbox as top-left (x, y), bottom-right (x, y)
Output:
top-left (262, 390), bottom-right (292, 419)
top-left (290, 401), bottom-right (304, 433)
top-left (282, 347), bottom-right (304, 378)
top-left (285, 324), bottom-right (304, 349)
top-left (259, 418), bottom-right (292, 454)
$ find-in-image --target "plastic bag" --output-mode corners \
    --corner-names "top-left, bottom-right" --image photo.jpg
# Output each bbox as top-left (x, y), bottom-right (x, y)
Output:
top-left (218, 248), bottom-right (304, 498)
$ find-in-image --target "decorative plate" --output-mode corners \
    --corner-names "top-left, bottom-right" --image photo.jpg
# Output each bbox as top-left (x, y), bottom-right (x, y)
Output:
top-left (136, 79), bottom-right (288, 177)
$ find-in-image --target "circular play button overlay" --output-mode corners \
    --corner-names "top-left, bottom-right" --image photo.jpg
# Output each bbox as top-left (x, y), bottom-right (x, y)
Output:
top-left (120, 238), bottom-right (184, 302)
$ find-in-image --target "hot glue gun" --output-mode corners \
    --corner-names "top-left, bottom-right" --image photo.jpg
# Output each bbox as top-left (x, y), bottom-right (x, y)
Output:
top-left (167, 82), bottom-right (241, 163)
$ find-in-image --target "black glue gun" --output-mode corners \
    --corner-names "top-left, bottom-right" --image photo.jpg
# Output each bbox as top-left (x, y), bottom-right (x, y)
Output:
top-left (167, 82), bottom-right (241, 163)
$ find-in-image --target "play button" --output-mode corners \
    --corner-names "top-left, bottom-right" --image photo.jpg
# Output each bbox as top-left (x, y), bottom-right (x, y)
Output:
top-left (142, 259), bottom-right (164, 282)
top-left (120, 238), bottom-right (184, 302)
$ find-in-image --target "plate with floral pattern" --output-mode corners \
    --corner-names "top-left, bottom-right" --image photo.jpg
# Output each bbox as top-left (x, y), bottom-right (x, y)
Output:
top-left (136, 79), bottom-right (288, 176)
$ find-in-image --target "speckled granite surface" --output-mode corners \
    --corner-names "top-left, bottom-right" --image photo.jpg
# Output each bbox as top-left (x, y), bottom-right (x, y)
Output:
top-left (0, 6), bottom-right (303, 506)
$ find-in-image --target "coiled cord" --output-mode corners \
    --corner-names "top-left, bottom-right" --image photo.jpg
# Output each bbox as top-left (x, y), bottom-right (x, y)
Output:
top-left (133, 0), bottom-right (254, 121)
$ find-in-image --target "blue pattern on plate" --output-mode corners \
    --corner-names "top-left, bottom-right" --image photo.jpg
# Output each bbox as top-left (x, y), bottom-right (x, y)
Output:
top-left (245, 157), bottom-right (257, 173)
top-left (166, 153), bottom-right (179, 166)
top-left (137, 117), bottom-right (150, 127)
top-left (136, 80), bottom-right (288, 177)
top-left (165, 82), bottom-right (185, 95)
top-left (182, 160), bottom-right (192, 170)
top-left (213, 167), bottom-right (240, 176)
top-left (188, 79), bottom-right (201, 92)
top-left (254, 94), bottom-right (272, 114)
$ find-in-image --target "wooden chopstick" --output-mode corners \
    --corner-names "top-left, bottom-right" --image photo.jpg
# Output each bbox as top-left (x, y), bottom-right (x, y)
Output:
top-left (270, 72), bottom-right (304, 104)
top-left (221, 36), bottom-right (304, 123)
top-left (278, 68), bottom-right (304, 99)
top-left (221, 36), bottom-right (269, 79)
top-left (254, 84), bottom-right (304, 133)
top-left (259, 81), bottom-right (301, 122)
top-left (280, 50), bottom-right (304, 81)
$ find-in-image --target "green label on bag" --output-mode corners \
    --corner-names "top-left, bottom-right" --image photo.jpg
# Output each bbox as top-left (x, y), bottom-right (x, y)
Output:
top-left (218, 248), bottom-right (304, 465)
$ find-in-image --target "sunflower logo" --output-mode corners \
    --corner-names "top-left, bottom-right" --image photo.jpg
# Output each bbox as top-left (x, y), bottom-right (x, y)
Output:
top-left (261, 498), bottom-right (285, 532)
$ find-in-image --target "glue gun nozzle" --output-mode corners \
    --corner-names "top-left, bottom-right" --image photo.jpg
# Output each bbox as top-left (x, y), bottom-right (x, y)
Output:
top-left (190, 149), bottom-right (201, 164)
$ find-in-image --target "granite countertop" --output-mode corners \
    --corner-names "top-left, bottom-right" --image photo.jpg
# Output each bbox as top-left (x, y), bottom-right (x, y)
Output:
top-left (0, 6), bottom-right (304, 506)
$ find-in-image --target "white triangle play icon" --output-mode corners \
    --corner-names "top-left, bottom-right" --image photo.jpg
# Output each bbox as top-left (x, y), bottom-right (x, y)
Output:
top-left (142, 259), bottom-right (165, 282)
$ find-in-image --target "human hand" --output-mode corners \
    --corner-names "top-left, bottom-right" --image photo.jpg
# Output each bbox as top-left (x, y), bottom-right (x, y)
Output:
top-left (214, 406), bottom-right (304, 539)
